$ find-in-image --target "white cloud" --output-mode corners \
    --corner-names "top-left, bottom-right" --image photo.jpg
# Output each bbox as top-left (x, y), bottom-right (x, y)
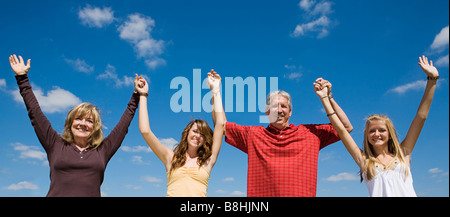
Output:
top-left (159, 137), bottom-right (178, 151)
top-left (299, 0), bottom-right (316, 11)
top-left (284, 72), bottom-right (303, 81)
top-left (122, 145), bottom-right (151, 152)
top-left (229, 190), bottom-right (246, 196)
top-left (430, 26), bottom-right (449, 51)
top-left (427, 26), bottom-right (448, 68)
top-left (325, 172), bottom-right (359, 182)
top-left (429, 168), bottom-right (443, 174)
top-left (435, 54), bottom-right (449, 67)
top-left (0, 79), bottom-right (6, 89)
top-left (215, 189), bottom-right (227, 194)
top-left (122, 137), bottom-right (177, 153)
top-left (4, 181), bottom-right (39, 190)
top-left (97, 64), bottom-right (134, 87)
top-left (291, 0), bottom-right (335, 38)
top-left (10, 84), bottom-right (82, 114)
top-left (142, 176), bottom-right (162, 183)
top-left (118, 14), bottom-right (155, 42)
top-left (78, 5), bottom-right (115, 28)
top-left (118, 13), bottom-right (166, 69)
top-left (125, 184), bottom-right (142, 190)
top-left (131, 155), bottom-right (150, 165)
top-left (12, 143), bottom-right (46, 161)
top-left (388, 80), bottom-right (427, 95)
top-left (223, 177), bottom-right (235, 182)
top-left (283, 65), bottom-right (303, 82)
top-left (64, 58), bottom-right (94, 73)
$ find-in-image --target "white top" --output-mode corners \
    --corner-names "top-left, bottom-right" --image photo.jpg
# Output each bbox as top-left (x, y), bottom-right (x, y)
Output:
top-left (364, 158), bottom-right (417, 197)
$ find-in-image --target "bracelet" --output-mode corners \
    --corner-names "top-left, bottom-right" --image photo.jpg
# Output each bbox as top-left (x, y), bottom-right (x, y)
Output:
top-left (134, 91), bottom-right (149, 97)
top-left (427, 76), bottom-right (439, 80)
top-left (327, 112), bottom-right (336, 116)
top-left (328, 93), bottom-right (333, 99)
top-left (320, 95), bottom-right (328, 99)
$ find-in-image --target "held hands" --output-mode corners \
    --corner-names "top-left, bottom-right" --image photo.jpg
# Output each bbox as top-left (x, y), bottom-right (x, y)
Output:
top-left (418, 55), bottom-right (439, 79)
top-left (207, 69), bottom-right (221, 94)
top-left (313, 78), bottom-right (332, 99)
top-left (9, 54), bottom-right (31, 75)
top-left (134, 74), bottom-right (149, 96)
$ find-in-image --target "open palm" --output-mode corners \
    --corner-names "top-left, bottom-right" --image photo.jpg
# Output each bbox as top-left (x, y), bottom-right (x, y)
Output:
top-left (9, 54), bottom-right (31, 75)
top-left (418, 55), bottom-right (439, 78)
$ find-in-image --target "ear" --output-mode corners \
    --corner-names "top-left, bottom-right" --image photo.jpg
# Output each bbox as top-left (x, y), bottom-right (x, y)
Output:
top-left (264, 105), bottom-right (270, 116)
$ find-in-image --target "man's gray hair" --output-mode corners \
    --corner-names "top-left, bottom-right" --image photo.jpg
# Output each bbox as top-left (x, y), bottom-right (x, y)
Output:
top-left (265, 90), bottom-right (292, 112)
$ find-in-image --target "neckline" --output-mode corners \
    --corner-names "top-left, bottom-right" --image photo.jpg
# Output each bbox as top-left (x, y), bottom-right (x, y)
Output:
top-left (167, 166), bottom-right (210, 175)
top-left (374, 157), bottom-right (400, 172)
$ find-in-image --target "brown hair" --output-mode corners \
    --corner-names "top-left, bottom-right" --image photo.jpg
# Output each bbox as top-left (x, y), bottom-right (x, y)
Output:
top-left (169, 120), bottom-right (213, 174)
top-left (62, 103), bottom-right (104, 149)
top-left (360, 114), bottom-right (408, 181)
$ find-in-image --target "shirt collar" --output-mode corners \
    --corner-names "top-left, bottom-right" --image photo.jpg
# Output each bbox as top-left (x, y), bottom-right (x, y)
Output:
top-left (266, 123), bottom-right (296, 133)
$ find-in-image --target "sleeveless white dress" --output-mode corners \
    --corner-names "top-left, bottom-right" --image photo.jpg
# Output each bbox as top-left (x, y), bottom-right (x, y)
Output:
top-left (364, 158), bottom-right (417, 197)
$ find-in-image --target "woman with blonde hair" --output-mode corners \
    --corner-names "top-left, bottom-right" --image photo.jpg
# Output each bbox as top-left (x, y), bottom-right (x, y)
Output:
top-left (8, 54), bottom-right (146, 197)
top-left (138, 70), bottom-right (225, 197)
top-left (314, 56), bottom-right (439, 197)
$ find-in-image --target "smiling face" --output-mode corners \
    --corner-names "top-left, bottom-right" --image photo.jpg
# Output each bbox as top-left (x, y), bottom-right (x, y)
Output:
top-left (187, 123), bottom-right (205, 150)
top-left (266, 94), bottom-right (292, 130)
top-left (71, 113), bottom-right (94, 144)
top-left (367, 120), bottom-right (390, 148)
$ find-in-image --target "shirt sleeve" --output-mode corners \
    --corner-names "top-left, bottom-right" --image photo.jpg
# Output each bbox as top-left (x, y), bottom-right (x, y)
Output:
top-left (225, 122), bottom-right (250, 154)
top-left (100, 92), bottom-right (140, 162)
top-left (305, 123), bottom-right (340, 150)
top-left (16, 74), bottom-right (61, 153)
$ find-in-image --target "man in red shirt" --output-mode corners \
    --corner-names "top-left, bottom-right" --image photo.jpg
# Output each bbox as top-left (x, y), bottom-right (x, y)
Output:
top-left (213, 73), bottom-right (353, 197)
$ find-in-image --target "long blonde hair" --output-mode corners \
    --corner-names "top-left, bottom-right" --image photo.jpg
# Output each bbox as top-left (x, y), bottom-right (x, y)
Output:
top-left (169, 120), bottom-right (213, 174)
top-left (361, 114), bottom-right (408, 181)
top-left (62, 103), bottom-right (104, 149)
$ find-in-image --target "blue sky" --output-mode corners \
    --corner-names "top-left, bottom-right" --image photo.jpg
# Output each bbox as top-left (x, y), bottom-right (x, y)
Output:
top-left (0, 0), bottom-right (448, 197)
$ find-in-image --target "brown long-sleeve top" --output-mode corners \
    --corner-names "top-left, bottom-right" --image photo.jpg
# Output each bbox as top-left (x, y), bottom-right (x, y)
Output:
top-left (16, 74), bottom-right (139, 197)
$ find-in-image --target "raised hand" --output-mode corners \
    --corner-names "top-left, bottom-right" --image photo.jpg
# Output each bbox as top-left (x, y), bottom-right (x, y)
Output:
top-left (313, 77), bottom-right (330, 98)
top-left (134, 74), bottom-right (149, 96)
top-left (9, 54), bottom-right (31, 75)
top-left (418, 55), bottom-right (439, 78)
top-left (207, 69), bottom-right (221, 94)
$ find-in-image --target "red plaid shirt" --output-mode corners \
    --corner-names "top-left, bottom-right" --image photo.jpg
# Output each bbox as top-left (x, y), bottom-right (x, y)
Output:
top-left (225, 122), bottom-right (340, 197)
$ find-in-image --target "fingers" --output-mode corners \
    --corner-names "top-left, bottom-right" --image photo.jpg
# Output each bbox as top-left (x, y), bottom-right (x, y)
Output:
top-left (9, 55), bottom-right (14, 66)
top-left (207, 69), bottom-right (221, 80)
top-left (19, 55), bottom-right (24, 65)
top-left (13, 54), bottom-right (19, 64)
top-left (9, 54), bottom-right (30, 66)
top-left (419, 55), bottom-right (430, 66)
top-left (313, 82), bottom-right (322, 90)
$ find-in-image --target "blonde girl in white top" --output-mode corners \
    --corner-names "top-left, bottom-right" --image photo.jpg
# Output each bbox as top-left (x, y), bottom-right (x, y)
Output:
top-left (314, 56), bottom-right (439, 197)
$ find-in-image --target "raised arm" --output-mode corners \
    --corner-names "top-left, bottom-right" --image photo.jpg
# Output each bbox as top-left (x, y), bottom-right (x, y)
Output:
top-left (401, 56), bottom-right (439, 157)
top-left (315, 78), bottom-right (353, 133)
top-left (138, 76), bottom-right (174, 170)
top-left (205, 70), bottom-right (226, 171)
top-left (9, 54), bottom-right (61, 152)
top-left (101, 75), bottom-right (141, 160)
top-left (314, 79), bottom-right (364, 168)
